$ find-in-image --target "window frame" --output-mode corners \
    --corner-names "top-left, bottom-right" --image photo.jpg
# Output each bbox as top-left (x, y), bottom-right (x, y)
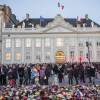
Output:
top-left (5, 39), bottom-right (11, 48)
top-left (25, 38), bottom-right (31, 47)
top-left (36, 38), bottom-right (41, 47)
top-left (15, 39), bottom-right (21, 47)
top-left (45, 38), bottom-right (50, 47)
top-left (16, 53), bottom-right (21, 60)
top-left (56, 38), bottom-right (64, 47)
top-left (5, 52), bottom-right (11, 60)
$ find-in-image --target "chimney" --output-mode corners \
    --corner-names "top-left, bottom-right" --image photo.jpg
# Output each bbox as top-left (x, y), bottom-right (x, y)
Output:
top-left (91, 21), bottom-right (94, 27)
top-left (77, 16), bottom-right (80, 22)
top-left (85, 14), bottom-right (89, 20)
top-left (26, 13), bottom-right (29, 20)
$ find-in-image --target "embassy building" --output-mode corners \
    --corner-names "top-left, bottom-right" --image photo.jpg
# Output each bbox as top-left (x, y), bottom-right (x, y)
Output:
top-left (0, 5), bottom-right (100, 64)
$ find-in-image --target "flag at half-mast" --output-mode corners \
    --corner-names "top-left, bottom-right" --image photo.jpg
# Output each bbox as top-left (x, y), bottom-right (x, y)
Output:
top-left (57, 2), bottom-right (64, 10)
top-left (58, 2), bottom-right (60, 7)
top-left (61, 5), bottom-right (64, 10)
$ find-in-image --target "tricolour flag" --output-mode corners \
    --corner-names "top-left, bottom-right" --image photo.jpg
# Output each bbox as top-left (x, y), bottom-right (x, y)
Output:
top-left (58, 2), bottom-right (60, 7)
top-left (61, 5), bottom-right (64, 10)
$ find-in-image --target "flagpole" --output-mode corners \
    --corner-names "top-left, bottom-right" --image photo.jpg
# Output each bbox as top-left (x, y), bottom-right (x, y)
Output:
top-left (57, 1), bottom-right (64, 16)
top-left (57, 2), bottom-right (61, 15)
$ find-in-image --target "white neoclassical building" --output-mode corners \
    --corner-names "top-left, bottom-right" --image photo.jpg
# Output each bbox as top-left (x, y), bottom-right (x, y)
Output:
top-left (0, 6), bottom-right (100, 64)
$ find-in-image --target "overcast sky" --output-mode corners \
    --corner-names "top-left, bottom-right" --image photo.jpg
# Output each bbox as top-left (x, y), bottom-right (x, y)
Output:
top-left (0, 0), bottom-right (100, 24)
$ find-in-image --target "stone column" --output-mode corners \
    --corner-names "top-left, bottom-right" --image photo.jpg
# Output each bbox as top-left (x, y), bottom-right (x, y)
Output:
top-left (32, 38), bottom-right (34, 63)
top-left (92, 39), bottom-right (96, 62)
top-left (42, 38), bottom-right (44, 63)
top-left (12, 38), bottom-right (14, 63)
top-left (22, 38), bottom-right (24, 63)
top-left (84, 40), bottom-right (88, 62)
top-left (75, 39), bottom-right (79, 62)
top-left (0, 15), bottom-right (2, 63)
top-left (51, 38), bottom-right (54, 63)
top-left (1, 38), bottom-right (4, 64)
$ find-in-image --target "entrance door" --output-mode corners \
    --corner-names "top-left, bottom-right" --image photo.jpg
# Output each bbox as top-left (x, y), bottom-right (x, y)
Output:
top-left (55, 51), bottom-right (65, 64)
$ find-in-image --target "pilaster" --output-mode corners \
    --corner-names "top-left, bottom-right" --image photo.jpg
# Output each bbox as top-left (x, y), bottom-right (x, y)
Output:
top-left (32, 38), bottom-right (34, 63)
top-left (42, 38), bottom-right (44, 63)
top-left (11, 38), bottom-right (14, 63)
top-left (22, 38), bottom-right (24, 63)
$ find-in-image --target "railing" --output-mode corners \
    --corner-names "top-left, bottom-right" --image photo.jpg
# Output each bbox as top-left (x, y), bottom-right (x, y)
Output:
top-left (75, 27), bottom-right (100, 32)
top-left (2, 27), bottom-right (100, 33)
top-left (2, 27), bottom-right (38, 33)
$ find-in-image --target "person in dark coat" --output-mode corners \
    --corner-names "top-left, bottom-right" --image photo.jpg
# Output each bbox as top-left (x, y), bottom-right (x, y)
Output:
top-left (58, 64), bottom-right (64, 83)
top-left (27, 65), bottom-right (31, 84)
top-left (73, 64), bottom-right (79, 84)
top-left (90, 64), bottom-right (96, 85)
top-left (23, 67), bottom-right (29, 85)
top-left (12, 64), bottom-right (18, 84)
top-left (53, 64), bottom-right (58, 74)
top-left (67, 67), bottom-right (73, 85)
top-left (45, 64), bottom-right (52, 85)
top-left (18, 65), bottom-right (24, 85)
top-left (86, 65), bottom-right (92, 83)
top-left (0, 64), bottom-right (7, 85)
top-left (79, 64), bottom-right (85, 83)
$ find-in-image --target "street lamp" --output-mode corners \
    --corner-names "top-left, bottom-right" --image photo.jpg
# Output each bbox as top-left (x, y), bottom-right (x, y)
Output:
top-left (86, 41), bottom-right (90, 63)
top-left (0, 15), bottom-right (2, 64)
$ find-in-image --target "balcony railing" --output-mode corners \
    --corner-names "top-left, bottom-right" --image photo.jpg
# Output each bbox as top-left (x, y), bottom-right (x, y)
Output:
top-left (2, 26), bottom-right (100, 33)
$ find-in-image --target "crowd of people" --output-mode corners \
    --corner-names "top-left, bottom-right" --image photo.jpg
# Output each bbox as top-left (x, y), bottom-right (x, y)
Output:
top-left (0, 62), bottom-right (99, 86)
top-left (0, 62), bottom-right (100, 100)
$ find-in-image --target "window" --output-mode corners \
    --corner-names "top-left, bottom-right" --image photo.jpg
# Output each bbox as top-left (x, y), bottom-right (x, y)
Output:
top-left (45, 52), bottom-right (50, 60)
top-left (6, 39), bottom-right (11, 48)
top-left (97, 42), bottom-right (100, 47)
top-left (26, 55), bottom-right (30, 60)
top-left (97, 51), bottom-right (100, 59)
top-left (56, 38), bottom-right (64, 47)
top-left (45, 38), bottom-right (50, 47)
top-left (16, 53), bottom-right (21, 60)
top-left (5, 53), bottom-right (11, 60)
top-left (15, 39), bottom-right (21, 47)
top-left (70, 51), bottom-right (74, 62)
top-left (79, 43), bottom-right (83, 47)
top-left (25, 39), bottom-right (31, 47)
top-left (36, 55), bottom-right (41, 61)
top-left (36, 38), bottom-right (41, 47)
top-left (86, 42), bottom-right (92, 47)
top-left (89, 42), bottom-right (92, 46)
top-left (79, 51), bottom-right (83, 56)
top-left (70, 51), bottom-right (74, 57)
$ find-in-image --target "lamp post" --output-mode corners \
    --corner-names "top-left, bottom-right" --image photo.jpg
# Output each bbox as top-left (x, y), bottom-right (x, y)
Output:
top-left (86, 41), bottom-right (90, 63)
top-left (0, 15), bottom-right (2, 64)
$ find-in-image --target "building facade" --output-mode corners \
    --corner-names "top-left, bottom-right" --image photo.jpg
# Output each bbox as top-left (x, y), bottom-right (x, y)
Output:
top-left (0, 6), bottom-right (100, 64)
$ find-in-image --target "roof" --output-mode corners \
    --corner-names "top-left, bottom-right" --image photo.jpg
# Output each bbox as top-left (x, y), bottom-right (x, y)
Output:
top-left (6, 15), bottom-right (100, 28)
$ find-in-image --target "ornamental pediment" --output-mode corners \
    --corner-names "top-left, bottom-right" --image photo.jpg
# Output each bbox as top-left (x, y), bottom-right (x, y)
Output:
top-left (42, 15), bottom-right (77, 33)
top-left (44, 25), bottom-right (73, 33)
